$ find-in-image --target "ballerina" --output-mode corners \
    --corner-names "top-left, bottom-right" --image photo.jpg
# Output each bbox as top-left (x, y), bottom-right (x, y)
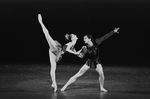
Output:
top-left (38, 14), bottom-right (79, 92)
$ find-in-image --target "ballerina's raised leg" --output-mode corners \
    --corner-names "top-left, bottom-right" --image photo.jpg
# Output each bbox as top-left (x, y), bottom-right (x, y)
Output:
top-left (38, 14), bottom-right (59, 92)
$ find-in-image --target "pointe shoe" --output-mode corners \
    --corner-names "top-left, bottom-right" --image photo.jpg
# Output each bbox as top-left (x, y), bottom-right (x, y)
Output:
top-left (51, 83), bottom-right (55, 88)
top-left (38, 14), bottom-right (42, 23)
top-left (54, 85), bottom-right (57, 92)
top-left (51, 83), bottom-right (57, 92)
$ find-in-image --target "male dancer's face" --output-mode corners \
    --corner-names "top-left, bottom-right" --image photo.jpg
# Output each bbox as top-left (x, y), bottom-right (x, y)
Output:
top-left (84, 36), bottom-right (91, 44)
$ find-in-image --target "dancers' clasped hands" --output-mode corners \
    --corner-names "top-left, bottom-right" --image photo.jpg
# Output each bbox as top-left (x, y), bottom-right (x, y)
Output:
top-left (72, 46), bottom-right (86, 58)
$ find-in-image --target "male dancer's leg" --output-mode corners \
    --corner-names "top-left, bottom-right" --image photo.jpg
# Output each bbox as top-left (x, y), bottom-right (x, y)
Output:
top-left (61, 64), bottom-right (90, 91)
top-left (95, 64), bottom-right (107, 92)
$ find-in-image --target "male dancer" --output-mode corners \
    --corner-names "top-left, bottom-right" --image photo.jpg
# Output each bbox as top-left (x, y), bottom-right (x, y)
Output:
top-left (61, 27), bottom-right (120, 92)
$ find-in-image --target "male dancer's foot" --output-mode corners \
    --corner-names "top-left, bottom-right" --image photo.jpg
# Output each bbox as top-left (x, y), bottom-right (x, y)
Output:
top-left (51, 83), bottom-right (57, 92)
top-left (100, 87), bottom-right (108, 92)
top-left (60, 86), bottom-right (66, 91)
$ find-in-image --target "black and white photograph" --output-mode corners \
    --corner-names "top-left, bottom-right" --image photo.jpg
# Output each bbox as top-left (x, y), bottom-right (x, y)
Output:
top-left (0, 0), bottom-right (150, 99)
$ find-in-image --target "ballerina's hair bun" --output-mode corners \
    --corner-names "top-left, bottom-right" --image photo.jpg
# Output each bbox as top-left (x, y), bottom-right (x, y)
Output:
top-left (65, 34), bottom-right (70, 40)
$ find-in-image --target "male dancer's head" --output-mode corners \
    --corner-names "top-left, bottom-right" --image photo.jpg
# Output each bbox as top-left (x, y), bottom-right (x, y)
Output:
top-left (83, 34), bottom-right (94, 46)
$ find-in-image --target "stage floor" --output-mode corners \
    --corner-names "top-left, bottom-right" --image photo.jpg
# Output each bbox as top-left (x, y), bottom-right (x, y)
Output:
top-left (0, 64), bottom-right (150, 99)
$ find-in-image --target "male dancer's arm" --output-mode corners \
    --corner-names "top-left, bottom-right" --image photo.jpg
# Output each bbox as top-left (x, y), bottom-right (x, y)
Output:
top-left (96, 27), bottom-right (119, 45)
top-left (76, 46), bottom-right (87, 58)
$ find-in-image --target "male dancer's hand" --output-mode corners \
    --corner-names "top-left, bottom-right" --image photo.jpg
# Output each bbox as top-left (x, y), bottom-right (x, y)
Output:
top-left (77, 53), bottom-right (83, 58)
top-left (114, 27), bottom-right (120, 34)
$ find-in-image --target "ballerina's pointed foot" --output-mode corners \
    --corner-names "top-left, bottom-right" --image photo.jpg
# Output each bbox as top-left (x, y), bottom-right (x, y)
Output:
top-left (101, 88), bottom-right (108, 92)
top-left (51, 83), bottom-right (57, 92)
top-left (38, 14), bottom-right (42, 23)
top-left (54, 86), bottom-right (57, 92)
top-left (51, 83), bottom-right (55, 87)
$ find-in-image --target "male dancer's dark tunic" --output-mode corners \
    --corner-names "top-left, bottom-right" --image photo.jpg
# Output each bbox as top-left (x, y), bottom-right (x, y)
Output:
top-left (81, 30), bottom-right (116, 68)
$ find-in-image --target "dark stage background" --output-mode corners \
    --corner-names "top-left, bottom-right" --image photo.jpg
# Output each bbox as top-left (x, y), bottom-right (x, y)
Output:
top-left (0, 0), bottom-right (150, 66)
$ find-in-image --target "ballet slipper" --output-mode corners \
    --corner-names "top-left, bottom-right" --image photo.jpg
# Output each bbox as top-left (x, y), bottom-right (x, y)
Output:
top-left (60, 87), bottom-right (66, 92)
top-left (51, 83), bottom-right (57, 92)
top-left (100, 87), bottom-right (108, 92)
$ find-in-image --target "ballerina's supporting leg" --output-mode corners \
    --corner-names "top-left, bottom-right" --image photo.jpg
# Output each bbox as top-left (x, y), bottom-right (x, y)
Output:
top-left (49, 50), bottom-right (57, 92)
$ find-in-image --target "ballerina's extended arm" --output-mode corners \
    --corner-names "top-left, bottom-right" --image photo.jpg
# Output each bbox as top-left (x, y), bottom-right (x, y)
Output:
top-left (65, 42), bottom-right (78, 55)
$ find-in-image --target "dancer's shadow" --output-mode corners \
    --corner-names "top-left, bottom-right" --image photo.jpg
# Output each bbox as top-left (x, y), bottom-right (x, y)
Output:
top-left (122, 90), bottom-right (150, 95)
top-left (64, 83), bottom-right (99, 91)
top-left (100, 92), bottom-right (107, 99)
top-left (60, 89), bottom-right (107, 99)
top-left (59, 84), bottom-right (107, 99)
top-left (50, 92), bottom-right (58, 99)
